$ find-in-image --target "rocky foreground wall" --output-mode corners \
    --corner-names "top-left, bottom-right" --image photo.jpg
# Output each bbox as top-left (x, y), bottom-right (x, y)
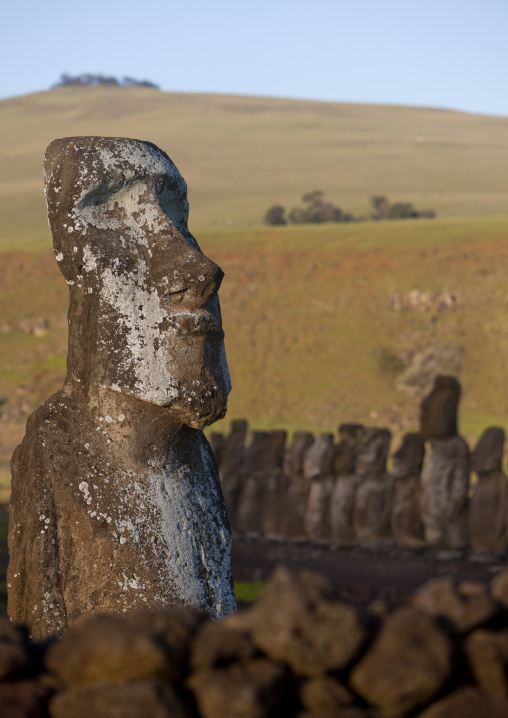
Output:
top-left (3, 567), bottom-right (508, 717)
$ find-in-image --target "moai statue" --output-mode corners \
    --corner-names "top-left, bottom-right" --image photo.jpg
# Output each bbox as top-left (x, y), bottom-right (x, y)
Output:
top-left (219, 419), bottom-right (248, 525)
top-left (260, 430), bottom-right (287, 536)
top-left (353, 428), bottom-right (393, 542)
top-left (280, 432), bottom-right (314, 537)
top-left (234, 431), bottom-right (270, 535)
top-left (8, 137), bottom-right (236, 639)
top-left (329, 423), bottom-right (364, 543)
top-left (390, 433), bottom-right (425, 546)
top-left (420, 376), bottom-right (470, 549)
top-left (303, 434), bottom-right (335, 541)
top-left (468, 428), bottom-right (508, 552)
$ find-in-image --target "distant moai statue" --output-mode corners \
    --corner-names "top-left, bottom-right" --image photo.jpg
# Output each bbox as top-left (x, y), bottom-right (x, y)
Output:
top-left (8, 137), bottom-right (236, 639)
top-left (353, 428), bottom-right (393, 542)
top-left (303, 434), bottom-right (335, 540)
top-left (420, 376), bottom-right (470, 549)
top-left (219, 419), bottom-right (248, 525)
top-left (234, 431), bottom-right (270, 534)
top-left (261, 430), bottom-right (287, 536)
top-left (468, 428), bottom-right (508, 551)
top-left (281, 431), bottom-right (314, 537)
top-left (330, 424), bottom-right (364, 543)
top-left (390, 433), bottom-right (425, 546)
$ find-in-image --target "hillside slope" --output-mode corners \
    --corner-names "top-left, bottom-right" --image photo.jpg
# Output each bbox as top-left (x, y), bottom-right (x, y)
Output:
top-left (1, 87), bottom-right (508, 246)
top-left (2, 216), bottom-right (508, 500)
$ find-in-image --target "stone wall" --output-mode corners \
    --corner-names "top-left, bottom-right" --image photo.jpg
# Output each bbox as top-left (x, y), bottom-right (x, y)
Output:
top-left (3, 567), bottom-right (508, 717)
top-left (212, 417), bottom-right (508, 552)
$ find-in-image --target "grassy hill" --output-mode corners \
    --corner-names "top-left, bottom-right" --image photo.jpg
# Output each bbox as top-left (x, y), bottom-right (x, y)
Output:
top-left (1, 88), bottom-right (508, 500)
top-left (1, 87), bottom-right (508, 248)
top-left (2, 215), bottom-right (508, 501)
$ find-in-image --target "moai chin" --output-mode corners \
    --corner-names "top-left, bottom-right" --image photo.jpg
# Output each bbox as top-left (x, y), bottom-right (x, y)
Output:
top-left (8, 137), bottom-right (236, 638)
top-left (420, 375), bottom-right (469, 549)
top-left (390, 433), bottom-right (425, 546)
top-left (468, 428), bottom-right (508, 552)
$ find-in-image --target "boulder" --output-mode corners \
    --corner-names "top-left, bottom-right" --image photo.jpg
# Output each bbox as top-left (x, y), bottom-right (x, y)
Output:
top-left (411, 577), bottom-right (497, 633)
top-left (228, 568), bottom-right (366, 676)
top-left (188, 659), bottom-right (288, 718)
top-left (415, 687), bottom-right (508, 718)
top-left (464, 629), bottom-right (508, 697)
top-left (350, 607), bottom-right (451, 718)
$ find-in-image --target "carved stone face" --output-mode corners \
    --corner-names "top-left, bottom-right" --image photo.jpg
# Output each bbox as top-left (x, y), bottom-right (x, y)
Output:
top-left (44, 137), bottom-right (231, 428)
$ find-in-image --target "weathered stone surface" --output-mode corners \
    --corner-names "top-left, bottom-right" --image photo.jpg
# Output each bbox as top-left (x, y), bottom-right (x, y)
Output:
top-left (350, 607), bottom-right (451, 718)
top-left (46, 608), bottom-right (202, 685)
top-left (0, 618), bottom-right (30, 680)
top-left (188, 659), bottom-right (287, 718)
top-left (282, 432), bottom-right (314, 537)
top-left (390, 433), bottom-right (425, 546)
top-left (415, 687), bottom-right (508, 718)
top-left (353, 429), bottom-right (393, 542)
top-left (229, 567), bottom-right (366, 676)
top-left (420, 375), bottom-right (461, 440)
top-left (220, 419), bottom-right (248, 524)
top-left (304, 435), bottom-right (335, 540)
top-left (491, 568), bottom-right (508, 607)
top-left (420, 436), bottom-right (470, 548)
top-left (299, 676), bottom-right (353, 710)
top-left (469, 428), bottom-right (508, 552)
top-left (329, 427), bottom-right (363, 544)
top-left (235, 431), bottom-right (270, 534)
top-left (297, 711), bottom-right (378, 718)
top-left (0, 680), bottom-right (51, 718)
top-left (49, 680), bottom-right (189, 718)
top-left (464, 629), bottom-right (508, 697)
top-left (261, 430), bottom-right (287, 536)
top-left (8, 137), bottom-right (236, 638)
top-left (411, 577), bottom-right (497, 633)
top-left (190, 620), bottom-right (257, 671)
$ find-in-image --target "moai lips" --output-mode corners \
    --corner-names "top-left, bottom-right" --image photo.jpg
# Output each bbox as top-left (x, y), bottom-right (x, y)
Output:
top-left (469, 428), bottom-right (508, 552)
top-left (8, 137), bottom-right (236, 639)
top-left (420, 376), bottom-right (470, 549)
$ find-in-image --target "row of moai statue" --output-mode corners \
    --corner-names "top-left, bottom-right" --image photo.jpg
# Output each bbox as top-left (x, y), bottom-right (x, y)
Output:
top-left (210, 376), bottom-right (508, 552)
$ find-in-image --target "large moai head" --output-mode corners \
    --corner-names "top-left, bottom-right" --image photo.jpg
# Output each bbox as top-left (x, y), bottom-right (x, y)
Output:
top-left (392, 433), bottom-right (425, 479)
top-left (472, 427), bottom-right (505, 475)
top-left (43, 137), bottom-right (231, 429)
top-left (420, 375), bottom-right (460, 440)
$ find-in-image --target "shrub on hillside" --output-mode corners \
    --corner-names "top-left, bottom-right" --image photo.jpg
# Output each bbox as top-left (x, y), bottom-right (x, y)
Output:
top-left (53, 74), bottom-right (159, 89)
top-left (264, 205), bottom-right (287, 225)
top-left (371, 196), bottom-right (435, 220)
top-left (266, 191), bottom-right (354, 226)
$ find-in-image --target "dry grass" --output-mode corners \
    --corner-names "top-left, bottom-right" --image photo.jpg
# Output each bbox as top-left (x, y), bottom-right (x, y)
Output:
top-left (2, 216), bottom-right (508, 498)
top-left (1, 87), bottom-right (508, 248)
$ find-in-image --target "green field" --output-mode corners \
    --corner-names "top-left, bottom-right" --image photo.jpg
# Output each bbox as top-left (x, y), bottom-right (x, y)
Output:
top-left (0, 88), bottom-right (508, 500)
top-left (1, 86), bottom-right (508, 248)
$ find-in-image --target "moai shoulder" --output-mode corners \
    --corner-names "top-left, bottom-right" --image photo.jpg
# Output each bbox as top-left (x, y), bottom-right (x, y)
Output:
top-left (8, 137), bottom-right (236, 638)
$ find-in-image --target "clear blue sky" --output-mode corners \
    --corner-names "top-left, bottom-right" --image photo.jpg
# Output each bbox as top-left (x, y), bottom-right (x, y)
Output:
top-left (2, 0), bottom-right (507, 116)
